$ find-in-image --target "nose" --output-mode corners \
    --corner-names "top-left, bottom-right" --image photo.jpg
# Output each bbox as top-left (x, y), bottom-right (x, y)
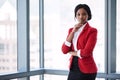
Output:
top-left (79, 15), bottom-right (83, 20)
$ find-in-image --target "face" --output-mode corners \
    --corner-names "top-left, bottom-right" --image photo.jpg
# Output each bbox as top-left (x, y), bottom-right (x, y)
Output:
top-left (76, 8), bottom-right (88, 24)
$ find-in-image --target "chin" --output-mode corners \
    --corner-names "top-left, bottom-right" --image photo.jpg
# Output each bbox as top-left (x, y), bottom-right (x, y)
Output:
top-left (79, 22), bottom-right (84, 24)
top-left (80, 21), bottom-right (87, 24)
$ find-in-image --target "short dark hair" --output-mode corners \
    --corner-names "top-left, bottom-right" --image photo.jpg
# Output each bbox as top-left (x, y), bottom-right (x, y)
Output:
top-left (74, 4), bottom-right (92, 20)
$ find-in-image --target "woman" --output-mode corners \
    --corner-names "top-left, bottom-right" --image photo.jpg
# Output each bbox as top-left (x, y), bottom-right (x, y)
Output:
top-left (61, 4), bottom-right (98, 80)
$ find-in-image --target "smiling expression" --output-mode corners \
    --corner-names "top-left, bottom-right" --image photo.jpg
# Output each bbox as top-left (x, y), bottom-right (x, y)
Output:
top-left (76, 8), bottom-right (88, 24)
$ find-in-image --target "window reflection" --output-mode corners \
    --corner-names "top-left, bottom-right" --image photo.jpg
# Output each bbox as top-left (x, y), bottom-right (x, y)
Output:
top-left (0, 0), bottom-right (17, 74)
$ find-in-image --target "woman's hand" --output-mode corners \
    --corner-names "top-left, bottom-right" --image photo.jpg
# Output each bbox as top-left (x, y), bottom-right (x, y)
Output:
top-left (66, 23), bottom-right (83, 43)
top-left (72, 23), bottom-right (83, 32)
top-left (69, 51), bottom-right (77, 56)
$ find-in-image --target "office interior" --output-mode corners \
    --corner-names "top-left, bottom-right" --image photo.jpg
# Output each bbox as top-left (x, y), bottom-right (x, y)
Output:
top-left (0, 0), bottom-right (120, 80)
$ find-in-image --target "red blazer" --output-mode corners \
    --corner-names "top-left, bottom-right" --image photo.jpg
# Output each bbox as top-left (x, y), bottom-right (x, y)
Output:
top-left (62, 22), bottom-right (98, 73)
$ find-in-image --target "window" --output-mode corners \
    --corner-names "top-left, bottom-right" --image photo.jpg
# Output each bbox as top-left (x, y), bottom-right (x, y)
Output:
top-left (0, 0), bottom-right (120, 80)
top-left (30, 0), bottom-right (40, 70)
top-left (0, 43), bottom-right (5, 54)
top-left (44, 0), bottom-right (105, 72)
top-left (116, 0), bottom-right (120, 73)
top-left (44, 74), bottom-right (67, 80)
top-left (0, 0), bottom-right (17, 74)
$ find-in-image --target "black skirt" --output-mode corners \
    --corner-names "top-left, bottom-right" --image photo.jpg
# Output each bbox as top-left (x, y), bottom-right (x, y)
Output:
top-left (67, 56), bottom-right (97, 80)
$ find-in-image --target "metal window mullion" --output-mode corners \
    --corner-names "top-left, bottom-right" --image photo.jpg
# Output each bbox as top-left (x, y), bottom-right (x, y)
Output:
top-left (105, 0), bottom-right (109, 77)
top-left (17, 0), bottom-right (30, 80)
top-left (107, 0), bottom-right (116, 77)
top-left (39, 0), bottom-right (44, 80)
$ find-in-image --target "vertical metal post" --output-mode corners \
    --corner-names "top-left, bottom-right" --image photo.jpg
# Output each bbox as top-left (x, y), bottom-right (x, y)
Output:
top-left (105, 0), bottom-right (109, 78)
top-left (107, 0), bottom-right (116, 73)
top-left (17, 0), bottom-right (30, 80)
top-left (39, 0), bottom-right (44, 80)
top-left (106, 0), bottom-right (116, 80)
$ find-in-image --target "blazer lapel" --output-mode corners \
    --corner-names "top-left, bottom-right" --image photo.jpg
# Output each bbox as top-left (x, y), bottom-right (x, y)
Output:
top-left (79, 22), bottom-right (89, 37)
top-left (76, 22), bottom-right (90, 50)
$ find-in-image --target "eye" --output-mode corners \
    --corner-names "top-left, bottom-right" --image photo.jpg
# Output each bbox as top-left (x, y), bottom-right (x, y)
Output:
top-left (77, 13), bottom-right (80, 16)
top-left (82, 13), bottom-right (87, 16)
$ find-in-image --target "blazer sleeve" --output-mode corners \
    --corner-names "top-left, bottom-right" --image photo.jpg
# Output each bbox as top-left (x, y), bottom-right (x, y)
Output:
top-left (61, 28), bottom-right (72, 54)
top-left (80, 28), bottom-right (97, 57)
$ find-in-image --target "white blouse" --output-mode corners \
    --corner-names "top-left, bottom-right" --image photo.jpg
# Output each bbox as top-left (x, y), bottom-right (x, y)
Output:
top-left (65, 23), bottom-right (87, 58)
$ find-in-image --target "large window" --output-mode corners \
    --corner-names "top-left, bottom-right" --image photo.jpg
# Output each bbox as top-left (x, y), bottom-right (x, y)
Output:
top-left (0, 0), bottom-right (120, 80)
top-left (30, 0), bottom-right (40, 70)
top-left (30, 0), bottom-right (40, 80)
top-left (44, 0), bottom-right (105, 73)
top-left (0, 0), bottom-right (17, 74)
top-left (116, 0), bottom-right (120, 73)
